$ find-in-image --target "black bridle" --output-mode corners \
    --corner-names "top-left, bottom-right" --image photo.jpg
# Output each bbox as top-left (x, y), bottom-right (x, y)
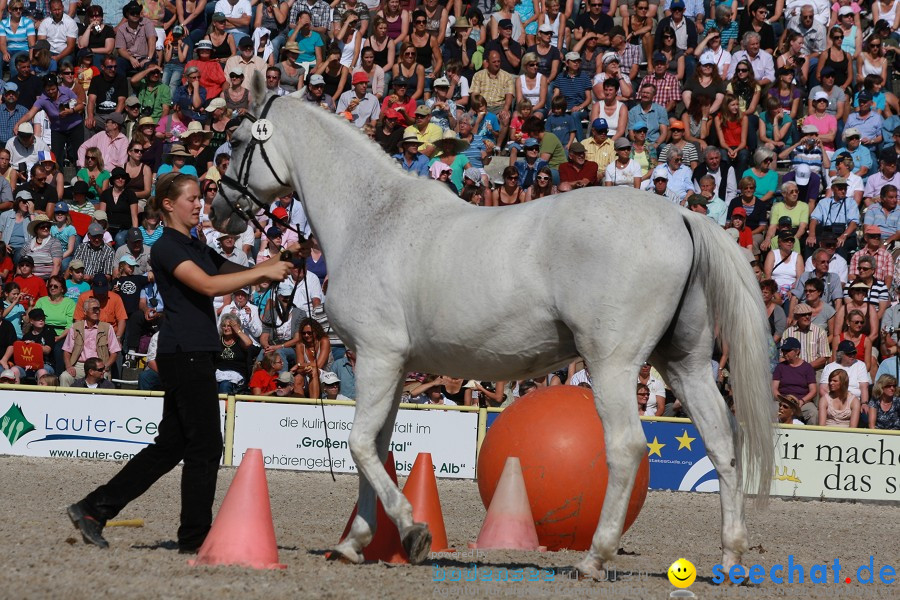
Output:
top-left (217, 93), bottom-right (306, 247)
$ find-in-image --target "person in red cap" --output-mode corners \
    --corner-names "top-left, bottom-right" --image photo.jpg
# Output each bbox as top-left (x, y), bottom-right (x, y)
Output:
top-left (375, 107), bottom-right (407, 154)
top-left (728, 206), bottom-right (753, 249)
top-left (336, 69), bottom-right (381, 129)
top-left (267, 204), bottom-right (299, 248)
top-left (850, 225), bottom-right (894, 288)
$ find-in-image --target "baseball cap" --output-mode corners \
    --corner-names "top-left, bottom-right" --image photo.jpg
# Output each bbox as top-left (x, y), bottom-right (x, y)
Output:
top-left (864, 225), bottom-right (883, 235)
top-left (119, 254), bottom-right (138, 267)
top-left (832, 176), bottom-right (849, 187)
top-left (820, 66), bottom-right (836, 77)
top-left (271, 206), bottom-right (288, 220)
top-left (87, 222), bottom-right (104, 236)
top-left (843, 127), bottom-right (861, 140)
top-left (630, 121), bottom-right (648, 132)
top-left (652, 51), bottom-right (667, 64)
top-left (55, 201), bottom-right (69, 213)
top-left (801, 124), bottom-right (819, 135)
top-left (92, 273), bottom-right (110, 293)
top-left (18, 122), bottom-right (33, 135)
top-left (839, 5), bottom-right (854, 15)
top-left (670, 120), bottom-right (686, 130)
top-left (793, 164), bottom-right (811, 185)
top-left (277, 281), bottom-right (294, 296)
top-left (565, 51), bottom-right (581, 61)
top-left (351, 71), bottom-right (369, 85)
top-left (0, 368), bottom-right (17, 382)
top-left (813, 91), bottom-right (829, 102)
top-left (858, 90), bottom-right (873, 103)
top-left (781, 336), bottom-right (802, 350)
top-left (19, 255), bottom-right (33, 265)
top-left (266, 226), bottom-right (282, 239)
top-left (238, 36), bottom-right (253, 48)
top-left (538, 23), bottom-right (554, 33)
top-left (309, 74), bottom-right (325, 86)
top-left (195, 39), bottom-right (213, 51)
top-left (686, 193), bottom-right (707, 206)
top-left (414, 105), bottom-right (431, 116)
top-left (592, 118), bottom-right (609, 131)
top-left (320, 371), bottom-right (341, 384)
top-left (106, 112), bottom-right (124, 125)
top-left (205, 97), bottom-right (227, 112)
top-left (652, 166), bottom-right (669, 180)
top-left (523, 137), bottom-right (540, 148)
top-left (837, 340), bottom-right (857, 354)
top-left (777, 229), bottom-right (794, 240)
top-left (229, 66), bottom-right (244, 77)
top-left (276, 371), bottom-right (293, 385)
top-left (731, 206), bottom-right (747, 218)
top-left (670, 0), bottom-right (686, 9)
top-left (127, 227), bottom-right (143, 244)
top-left (699, 52), bottom-right (716, 66)
top-left (234, 286), bottom-right (251, 295)
top-left (433, 76), bottom-right (450, 88)
top-left (3, 81), bottom-right (18, 94)
top-left (125, 96), bottom-right (141, 107)
top-left (69, 259), bottom-right (85, 270)
top-left (391, 75), bottom-right (409, 87)
top-left (28, 308), bottom-right (45, 320)
top-left (569, 141), bottom-right (586, 154)
top-left (602, 51), bottom-right (619, 65)
top-left (498, 18), bottom-right (513, 28)
top-left (614, 137), bottom-right (631, 150)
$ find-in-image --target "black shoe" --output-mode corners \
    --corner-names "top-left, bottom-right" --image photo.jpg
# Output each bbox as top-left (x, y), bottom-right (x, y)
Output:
top-left (178, 546), bottom-right (199, 555)
top-left (67, 503), bottom-right (109, 549)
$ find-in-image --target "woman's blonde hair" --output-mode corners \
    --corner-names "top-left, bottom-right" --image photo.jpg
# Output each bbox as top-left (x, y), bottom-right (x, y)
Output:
top-left (873, 374), bottom-right (897, 400)
top-left (85, 147), bottom-right (105, 171)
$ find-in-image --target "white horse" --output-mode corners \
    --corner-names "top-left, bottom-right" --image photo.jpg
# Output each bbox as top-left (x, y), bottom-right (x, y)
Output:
top-left (209, 76), bottom-right (774, 578)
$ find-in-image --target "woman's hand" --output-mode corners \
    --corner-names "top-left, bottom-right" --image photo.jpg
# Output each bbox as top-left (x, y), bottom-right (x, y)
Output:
top-left (256, 256), bottom-right (293, 281)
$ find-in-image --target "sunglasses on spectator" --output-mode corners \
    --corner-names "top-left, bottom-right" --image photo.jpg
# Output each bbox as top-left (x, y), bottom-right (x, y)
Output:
top-left (850, 320), bottom-right (865, 324)
top-left (536, 175), bottom-right (550, 180)
top-left (527, 146), bottom-right (539, 151)
top-left (414, 18), bottom-right (426, 23)
top-left (859, 266), bottom-right (874, 271)
top-left (736, 68), bottom-right (749, 73)
top-left (866, 234), bottom-right (881, 239)
top-left (504, 175), bottom-right (518, 180)
top-left (276, 380), bottom-right (292, 388)
top-left (91, 366), bottom-right (107, 372)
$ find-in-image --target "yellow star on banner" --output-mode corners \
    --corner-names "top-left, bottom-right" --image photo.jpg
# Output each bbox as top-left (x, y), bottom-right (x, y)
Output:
top-left (647, 436), bottom-right (665, 457)
top-left (675, 430), bottom-right (696, 451)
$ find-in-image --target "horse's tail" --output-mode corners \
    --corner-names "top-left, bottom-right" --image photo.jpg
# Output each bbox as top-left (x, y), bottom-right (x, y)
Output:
top-left (682, 210), bottom-right (774, 502)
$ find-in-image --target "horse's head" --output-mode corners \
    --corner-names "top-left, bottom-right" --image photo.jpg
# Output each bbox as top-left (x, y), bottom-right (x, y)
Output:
top-left (209, 71), bottom-right (293, 234)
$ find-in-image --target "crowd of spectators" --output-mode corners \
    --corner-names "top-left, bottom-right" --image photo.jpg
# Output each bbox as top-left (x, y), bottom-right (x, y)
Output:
top-left (0, 0), bottom-right (895, 430)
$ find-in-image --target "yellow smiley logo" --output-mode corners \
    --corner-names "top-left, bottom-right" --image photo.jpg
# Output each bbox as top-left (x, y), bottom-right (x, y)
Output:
top-left (667, 558), bottom-right (697, 588)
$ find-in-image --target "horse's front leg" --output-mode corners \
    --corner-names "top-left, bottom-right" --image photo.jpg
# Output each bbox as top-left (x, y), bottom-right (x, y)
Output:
top-left (332, 353), bottom-right (431, 564)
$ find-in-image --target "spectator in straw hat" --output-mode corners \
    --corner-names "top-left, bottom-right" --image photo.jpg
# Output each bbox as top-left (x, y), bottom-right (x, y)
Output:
top-left (429, 130), bottom-right (470, 190)
top-left (23, 213), bottom-right (61, 278)
top-left (394, 130), bottom-right (430, 175)
top-left (157, 144), bottom-right (198, 177)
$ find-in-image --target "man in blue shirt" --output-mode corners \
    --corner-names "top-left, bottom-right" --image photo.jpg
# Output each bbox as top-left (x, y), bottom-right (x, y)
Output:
top-left (550, 51), bottom-right (592, 140)
top-left (627, 85), bottom-right (669, 147)
top-left (845, 91), bottom-right (884, 156)
top-left (514, 138), bottom-right (548, 189)
top-left (832, 128), bottom-right (874, 182)
top-left (0, 82), bottom-right (26, 145)
top-left (394, 132), bottom-right (429, 176)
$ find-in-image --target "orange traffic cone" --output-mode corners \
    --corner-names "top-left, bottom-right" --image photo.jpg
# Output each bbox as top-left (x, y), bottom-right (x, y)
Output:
top-left (469, 457), bottom-right (545, 551)
top-left (334, 452), bottom-right (407, 563)
top-left (189, 448), bottom-right (286, 569)
top-left (402, 453), bottom-right (451, 553)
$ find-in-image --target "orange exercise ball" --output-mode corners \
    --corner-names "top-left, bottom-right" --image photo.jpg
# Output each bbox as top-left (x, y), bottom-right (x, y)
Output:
top-left (477, 385), bottom-right (650, 551)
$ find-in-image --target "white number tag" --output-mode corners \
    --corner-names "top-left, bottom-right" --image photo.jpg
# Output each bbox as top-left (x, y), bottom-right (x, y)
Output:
top-left (252, 118), bottom-right (275, 141)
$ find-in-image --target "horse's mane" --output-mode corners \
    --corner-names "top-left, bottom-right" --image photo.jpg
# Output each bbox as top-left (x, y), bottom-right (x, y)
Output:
top-left (273, 93), bottom-right (436, 184)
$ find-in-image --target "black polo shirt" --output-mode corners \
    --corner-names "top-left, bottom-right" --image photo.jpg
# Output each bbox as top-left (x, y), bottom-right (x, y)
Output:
top-left (575, 12), bottom-right (613, 35)
top-left (16, 181), bottom-right (58, 213)
top-left (484, 39), bottom-right (523, 75)
top-left (151, 228), bottom-right (248, 354)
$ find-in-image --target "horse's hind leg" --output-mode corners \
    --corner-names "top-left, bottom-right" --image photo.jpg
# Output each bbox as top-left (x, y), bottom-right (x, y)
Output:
top-left (656, 352), bottom-right (749, 572)
top-left (332, 353), bottom-right (431, 564)
top-left (574, 359), bottom-right (647, 580)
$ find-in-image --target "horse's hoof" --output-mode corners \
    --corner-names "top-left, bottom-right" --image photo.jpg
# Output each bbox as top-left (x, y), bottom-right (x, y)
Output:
top-left (328, 542), bottom-right (364, 564)
top-left (574, 557), bottom-right (607, 581)
top-left (401, 523), bottom-right (432, 564)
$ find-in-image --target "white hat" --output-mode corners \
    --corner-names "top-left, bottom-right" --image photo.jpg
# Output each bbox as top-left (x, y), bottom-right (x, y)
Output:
top-left (320, 371), bottom-right (341, 384)
top-left (0, 368), bottom-right (17, 381)
top-left (652, 166), bottom-right (669, 181)
top-left (432, 76), bottom-right (450, 87)
top-left (277, 280), bottom-right (294, 296)
top-left (564, 51), bottom-right (581, 61)
top-left (18, 122), bottom-right (33, 135)
top-left (309, 74), bottom-right (325, 86)
top-left (838, 5), bottom-right (853, 14)
top-left (229, 66), bottom-right (244, 77)
top-left (813, 91), bottom-right (829, 102)
top-left (794, 163), bottom-right (811, 185)
top-left (205, 97), bottom-right (227, 112)
top-left (699, 52), bottom-right (716, 66)
top-left (538, 23), bottom-right (554, 33)
top-left (601, 51), bottom-right (619, 65)
top-left (801, 123), bottom-right (819, 134)
top-left (843, 127), bottom-right (861, 140)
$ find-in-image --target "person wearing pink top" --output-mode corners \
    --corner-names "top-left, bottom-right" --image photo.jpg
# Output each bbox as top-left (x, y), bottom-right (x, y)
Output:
top-left (804, 91), bottom-right (839, 152)
top-left (77, 112), bottom-right (128, 169)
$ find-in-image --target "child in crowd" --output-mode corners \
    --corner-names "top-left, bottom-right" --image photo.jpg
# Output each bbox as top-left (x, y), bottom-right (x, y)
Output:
top-left (2, 282), bottom-right (26, 338)
top-left (545, 95), bottom-right (578, 150)
top-left (51, 203), bottom-right (78, 271)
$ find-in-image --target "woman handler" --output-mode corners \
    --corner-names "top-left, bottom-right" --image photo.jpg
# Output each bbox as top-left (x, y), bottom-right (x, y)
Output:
top-left (66, 173), bottom-right (292, 552)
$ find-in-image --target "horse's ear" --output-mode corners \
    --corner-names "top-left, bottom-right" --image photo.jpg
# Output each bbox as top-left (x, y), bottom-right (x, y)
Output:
top-left (249, 70), bottom-right (267, 115)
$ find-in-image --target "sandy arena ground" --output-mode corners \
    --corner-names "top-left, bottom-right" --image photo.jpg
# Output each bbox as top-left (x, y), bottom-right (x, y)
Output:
top-left (4, 455), bottom-right (899, 600)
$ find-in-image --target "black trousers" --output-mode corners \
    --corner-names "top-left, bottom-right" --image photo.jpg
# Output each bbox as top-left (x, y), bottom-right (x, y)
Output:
top-left (81, 351), bottom-right (222, 548)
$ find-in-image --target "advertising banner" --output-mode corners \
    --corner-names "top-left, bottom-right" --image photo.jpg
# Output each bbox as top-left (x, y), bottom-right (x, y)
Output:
top-left (0, 390), bottom-right (226, 463)
top-left (231, 402), bottom-right (478, 478)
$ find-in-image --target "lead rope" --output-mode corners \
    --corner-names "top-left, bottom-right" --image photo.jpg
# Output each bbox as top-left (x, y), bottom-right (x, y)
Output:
top-left (300, 268), bottom-right (333, 481)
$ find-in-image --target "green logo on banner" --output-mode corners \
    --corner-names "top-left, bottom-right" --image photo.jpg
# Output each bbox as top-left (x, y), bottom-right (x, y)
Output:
top-left (1, 403), bottom-right (35, 445)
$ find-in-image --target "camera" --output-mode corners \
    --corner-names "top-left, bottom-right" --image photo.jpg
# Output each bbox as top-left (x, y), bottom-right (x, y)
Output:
top-left (140, 106), bottom-right (153, 116)
top-left (480, 381), bottom-right (495, 393)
